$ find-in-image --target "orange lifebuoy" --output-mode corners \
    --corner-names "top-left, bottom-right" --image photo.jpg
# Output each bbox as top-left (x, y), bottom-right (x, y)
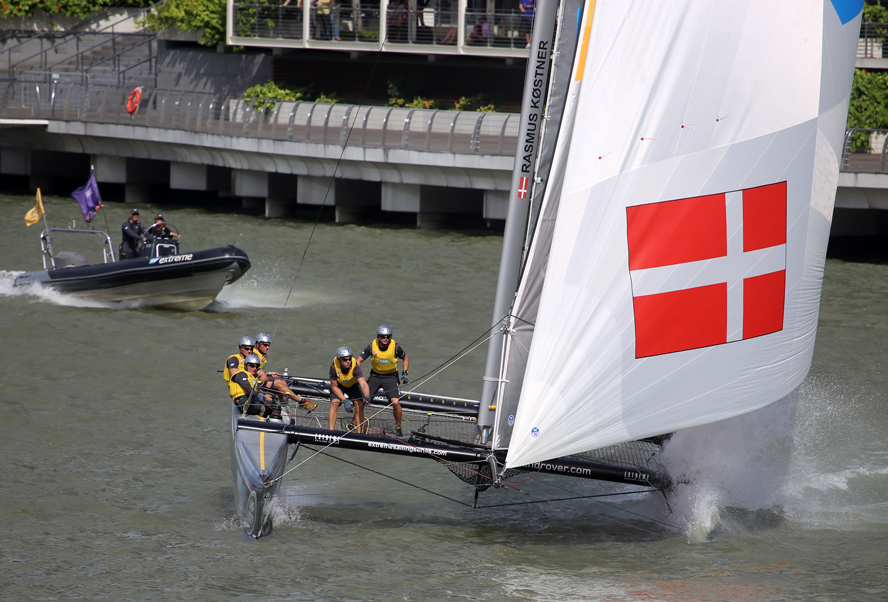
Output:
top-left (126, 87), bottom-right (142, 115)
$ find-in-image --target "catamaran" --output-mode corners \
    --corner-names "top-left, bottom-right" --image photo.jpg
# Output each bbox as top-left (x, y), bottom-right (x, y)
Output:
top-left (230, 0), bottom-right (864, 536)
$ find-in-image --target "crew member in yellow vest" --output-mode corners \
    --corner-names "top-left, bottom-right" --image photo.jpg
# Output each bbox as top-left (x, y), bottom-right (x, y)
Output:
top-left (230, 354), bottom-right (277, 416)
top-left (224, 336), bottom-right (256, 384)
top-left (255, 332), bottom-right (316, 410)
top-left (329, 346), bottom-right (370, 433)
top-left (357, 324), bottom-right (409, 437)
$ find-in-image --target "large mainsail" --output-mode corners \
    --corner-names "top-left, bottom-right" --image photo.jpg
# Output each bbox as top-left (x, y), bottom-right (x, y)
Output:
top-left (503, 0), bottom-right (863, 469)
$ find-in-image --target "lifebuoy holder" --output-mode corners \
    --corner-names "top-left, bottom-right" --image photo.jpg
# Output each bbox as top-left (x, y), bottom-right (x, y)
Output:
top-left (126, 87), bottom-right (142, 115)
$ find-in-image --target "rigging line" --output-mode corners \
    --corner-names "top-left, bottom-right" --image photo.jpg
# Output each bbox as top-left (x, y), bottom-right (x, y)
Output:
top-left (269, 31), bottom-right (392, 341)
top-left (409, 330), bottom-right (495, 391)
top-left (536, 478), bottom-right (681, 531)
top-left (407, 319), bottom-right (505, 387)
top-left (313, 447), bottom-right (476, 508)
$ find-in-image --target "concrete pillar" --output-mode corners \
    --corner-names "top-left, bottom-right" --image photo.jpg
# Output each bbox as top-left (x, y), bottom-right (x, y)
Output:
top-left (417, 212), bottom-right (448, 229)
top-left (94, 155), bottom-right (127, 183)
top-left (242, 197), bottom-right (265, 211)
top-left (300, 176), bottom-right (380, 214)
top-left (233, 170), bottom-right (269, 198)
top-left (382, 182), bottom-right (421, 212)
top-left (484, 189), bottom-right (509, 221)
top-left (170, 163), bottom-right (231, 191)
top-left (125, 184), bottom-right (157, 207)
top-left (335, 206), bottom-right (366, 223)
top-left (297, 175), bottom-right (335, 206)
top-left (266, 197), bottom-right (294, 218)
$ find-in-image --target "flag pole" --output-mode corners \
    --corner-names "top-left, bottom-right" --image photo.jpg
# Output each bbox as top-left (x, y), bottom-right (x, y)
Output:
top-left (93, 164), bottom-right (111, 236)
top-left (38, 188), bottom-right (49, 231)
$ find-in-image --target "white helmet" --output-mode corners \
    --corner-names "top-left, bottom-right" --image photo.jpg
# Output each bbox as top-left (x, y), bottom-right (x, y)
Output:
top-left (239, 336), bottom-right (256, 348)
top-left (244, 354), bottom-right (261, 367)
top-left (256, 332), bottom-right (272, 345)
top-left (336, 346), bottom-right (353, 359)
top-left (377, 324), bottom-right (392, 336)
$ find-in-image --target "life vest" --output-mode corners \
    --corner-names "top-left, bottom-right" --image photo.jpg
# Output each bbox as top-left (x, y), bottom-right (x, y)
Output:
top-left (334, 357), bottom-right (359, 387)
top-left (223, 353), bottom-right (244, 383)
top-left (229, 368), bottom-right (260, 401)
top-left (370, 338), bottom-right (398, 374)
top-left (254, 348), bottom-right (268, 370)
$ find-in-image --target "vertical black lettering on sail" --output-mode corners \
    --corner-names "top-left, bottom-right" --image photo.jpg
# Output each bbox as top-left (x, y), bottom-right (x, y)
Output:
top-left (519, 40), bottom-right (551, 177)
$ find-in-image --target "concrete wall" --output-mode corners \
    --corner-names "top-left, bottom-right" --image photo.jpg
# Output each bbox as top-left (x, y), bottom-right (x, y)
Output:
top-left (156, 42), bottom-right (274, 97)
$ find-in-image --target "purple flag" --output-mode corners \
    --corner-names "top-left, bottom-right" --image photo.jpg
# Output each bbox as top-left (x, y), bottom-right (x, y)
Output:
top-left (71, 173), bottom-right (102, 223)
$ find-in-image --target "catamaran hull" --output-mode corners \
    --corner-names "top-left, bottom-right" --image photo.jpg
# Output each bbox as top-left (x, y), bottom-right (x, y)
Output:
top-left (237, 421), bottom-right (670, 490)
top-left (14, 246), bottom-right (250, 310)
top-left (230, 405), bottom-right (289, 538)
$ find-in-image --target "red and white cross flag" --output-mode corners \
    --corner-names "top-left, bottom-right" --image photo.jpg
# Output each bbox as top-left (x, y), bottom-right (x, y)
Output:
top-left (517, 176), bottom-right (529, 199)
top-left (626, 182), bottom-right (787, 358)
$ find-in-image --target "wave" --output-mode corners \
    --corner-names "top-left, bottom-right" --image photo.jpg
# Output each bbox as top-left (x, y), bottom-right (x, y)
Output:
top-left (0, 270), bottom-right (116, 309)
top-left (660, 376), bottom-right (888, 539)
top-left (215, 277), bottom-right (338, 310)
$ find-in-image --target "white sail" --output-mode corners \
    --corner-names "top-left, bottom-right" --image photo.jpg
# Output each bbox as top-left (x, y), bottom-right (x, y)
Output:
top-left (504, 0), bottom-right (862, 469)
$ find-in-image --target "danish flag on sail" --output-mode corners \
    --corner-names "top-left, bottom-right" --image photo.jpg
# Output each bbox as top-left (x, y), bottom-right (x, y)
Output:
top-left (627, 182), bottom-right (787, 358)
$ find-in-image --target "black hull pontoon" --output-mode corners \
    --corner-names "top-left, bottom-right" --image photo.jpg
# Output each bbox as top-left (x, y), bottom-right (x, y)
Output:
top-left (230, 405), bottom-right (289, 538)
top-left (14, 227), bottom-right (250, 310)
top-left (229, 376), bottom-right (670, 523)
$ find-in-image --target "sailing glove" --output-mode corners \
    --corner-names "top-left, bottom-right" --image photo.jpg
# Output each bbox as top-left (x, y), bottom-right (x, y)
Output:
top-left (401, 371), bottom-right (409, 385)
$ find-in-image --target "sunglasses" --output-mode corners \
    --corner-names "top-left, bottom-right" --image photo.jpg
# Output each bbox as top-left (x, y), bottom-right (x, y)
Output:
top-left (246, 364), bottom-right (259, 368)
top-left (378, 335), bottom-right (391, 339)
top-left (340, 356), bottom-right (352, 362)
top-left (258, 342), bottom-right (270, 346)
top-left (240, 345), bottom-right (254, 350)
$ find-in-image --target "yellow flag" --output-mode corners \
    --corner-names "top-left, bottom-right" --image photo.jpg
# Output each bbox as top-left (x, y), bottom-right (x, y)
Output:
top-left (24, 189), bottom-right (45, 227)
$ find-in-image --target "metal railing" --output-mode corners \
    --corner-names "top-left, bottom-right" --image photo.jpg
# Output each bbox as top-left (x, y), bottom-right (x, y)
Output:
top-left (858, 22), bottom-right (888, 59)
top-left (0, 80), bottom-right (519, 156)
top-left (2, 4), bottom-right (161, 81)
top-left (230, 0), bottom-right (533, 55)
top-left (3, 79), bottom-right (888, 171)
top-left (843, 128), bottom-right (888, 174)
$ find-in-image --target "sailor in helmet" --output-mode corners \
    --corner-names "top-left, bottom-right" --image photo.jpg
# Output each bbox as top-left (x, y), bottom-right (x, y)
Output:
top-left (229, 354), bottom-right (277, 417)
top-left (224, 336), bottom-right (258, 385)
top-left (254, 332), bottom-right (316, 410)
top-left (357, 324), bottom-right (409, 437)
top-left (329, 346), bottom-right (370, 433)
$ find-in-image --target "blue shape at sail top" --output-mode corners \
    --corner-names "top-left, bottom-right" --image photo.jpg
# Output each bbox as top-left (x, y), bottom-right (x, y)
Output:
top-left (831, 0), bottom-right (863, 25)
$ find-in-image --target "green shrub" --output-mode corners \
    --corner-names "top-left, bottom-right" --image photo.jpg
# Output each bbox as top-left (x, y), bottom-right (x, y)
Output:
top-left (387, 96), bottom-right (437, 110)
top-left (847, 68), bottom-right (888, 151)
top-left (244, 81), bottom-right (338, 111)
top-left (142, 0), bottom-right (226, 47)
top-left (452, 93), bottom-right (496, 112)
top-left (0, 0), bottom-right (139, 19)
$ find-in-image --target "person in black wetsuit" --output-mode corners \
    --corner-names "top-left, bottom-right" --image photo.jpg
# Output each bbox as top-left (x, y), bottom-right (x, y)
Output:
top-left (148, 214), bottom-right (181, 240)
top-left (119, 208), bottom-right (145, 260)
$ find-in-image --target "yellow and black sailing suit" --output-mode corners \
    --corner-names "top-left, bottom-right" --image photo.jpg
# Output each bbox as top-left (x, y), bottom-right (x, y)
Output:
top-left (361, 338), bottom-right (405, 401)
top-left (230, 368), bottom-right (274, 416)
top-left (331, 356), bottom-right (365, 399)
